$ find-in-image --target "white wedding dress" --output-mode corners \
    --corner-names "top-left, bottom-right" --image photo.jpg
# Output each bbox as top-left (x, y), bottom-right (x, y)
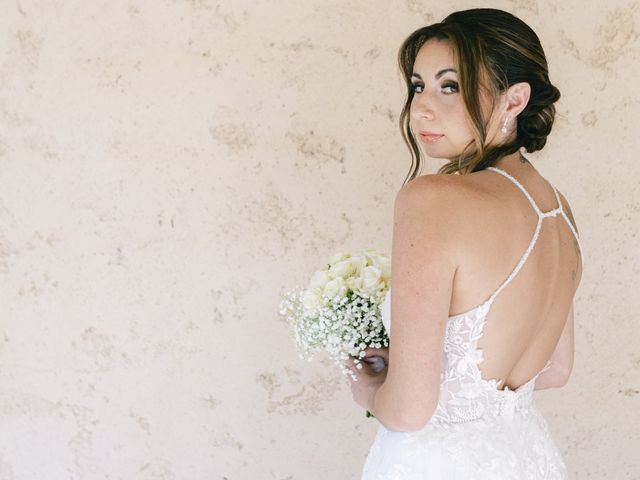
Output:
top-left (361, 166), bottom-right (584, 479)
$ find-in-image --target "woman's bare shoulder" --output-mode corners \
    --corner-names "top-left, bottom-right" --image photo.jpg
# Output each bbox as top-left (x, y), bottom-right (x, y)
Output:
top-left (400, 173), bottom-right (474, 198)
top-left (397, 173), bottom-right (485, 234)
top-left (555, 189), bottom-right (580, 235)
top-left (399, 173), bottom-right (488, 210)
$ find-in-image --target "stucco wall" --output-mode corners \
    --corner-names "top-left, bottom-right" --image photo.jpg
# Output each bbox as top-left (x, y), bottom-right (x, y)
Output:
top-left (0, 1), bottom-right (638, 478)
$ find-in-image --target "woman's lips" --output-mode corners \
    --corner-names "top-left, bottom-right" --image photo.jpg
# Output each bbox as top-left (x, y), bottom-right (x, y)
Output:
top-left (418, 132), bottom-right (444, 142)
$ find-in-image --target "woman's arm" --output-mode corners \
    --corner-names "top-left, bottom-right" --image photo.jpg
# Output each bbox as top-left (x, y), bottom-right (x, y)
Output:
top-left (368, 176), bottom-right (457, 432)
top-left (534, 301), bottom-right (575, 390)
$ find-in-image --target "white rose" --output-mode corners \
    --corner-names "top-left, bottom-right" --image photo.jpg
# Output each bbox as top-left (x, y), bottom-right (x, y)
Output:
top-left (363, 250), bottom-right (391, 280)
top-left (328, 252), bottom-right (350, 266)
top-left (302, 287), bottom-right (323, 312)
top-left (345, 275), bottom-right (363, 292)
top-left (362, 248), bottom-right (378, 262)
top-left (308, 269), bottom-right (330, 289)
top-left (359, 265), bottom-right (384, 296)
top-left (376, 256), bottom-right (391, 282)
top-left (323, 277), bottom-right (347, 299)
top-left (327, 258), bottom-right (359, 280)
top-left (348, 255), bottom-right (367, 277)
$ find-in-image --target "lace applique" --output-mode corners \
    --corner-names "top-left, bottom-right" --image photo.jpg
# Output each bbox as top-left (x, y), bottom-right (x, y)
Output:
top-left (363, 167), bottom-right (573, 478)
top-left (367, 292), bottom-right (566, 478)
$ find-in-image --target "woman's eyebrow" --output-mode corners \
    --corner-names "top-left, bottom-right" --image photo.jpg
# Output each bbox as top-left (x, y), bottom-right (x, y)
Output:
top-left (411, 68), bottom-right (457, 80)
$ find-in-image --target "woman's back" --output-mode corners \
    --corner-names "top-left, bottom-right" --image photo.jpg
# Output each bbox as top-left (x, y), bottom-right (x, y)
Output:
top-left (450, 162), bottom-right (583, 391)
top-left (360, 7), bottom-right (579, 478)
top-left (365, 164), bottom-right (583, 478)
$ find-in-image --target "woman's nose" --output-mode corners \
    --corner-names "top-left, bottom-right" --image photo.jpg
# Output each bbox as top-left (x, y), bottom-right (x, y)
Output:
top-left (412, 96), bottom-right (435, 119)
top-left (411, 105), bottom-right (435, 124)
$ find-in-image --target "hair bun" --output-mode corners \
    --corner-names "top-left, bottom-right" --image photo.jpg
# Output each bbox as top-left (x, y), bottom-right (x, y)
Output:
top-left (396, 8), bottom-right (563, 179)
top-left (518, 82), bottom-right (561, 153)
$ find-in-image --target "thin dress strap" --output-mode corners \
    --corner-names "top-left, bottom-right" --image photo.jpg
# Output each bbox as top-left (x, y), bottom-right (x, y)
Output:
top-left (484, 166), bottom-right (584, 305)
top-left (478, 167), bottom-right (582, 391)
top-left (557, 197), bottom-right (585, 267)
top-left (486, 167), bottom-right (562, 218)
top-left (544, 177), bottom-right (585, 267)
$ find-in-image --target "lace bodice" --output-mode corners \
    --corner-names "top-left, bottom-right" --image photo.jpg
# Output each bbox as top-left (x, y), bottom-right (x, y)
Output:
top-left (361, 167), bottom-right (575, 478)
top-left (380, 166), bottom-right (584, 425)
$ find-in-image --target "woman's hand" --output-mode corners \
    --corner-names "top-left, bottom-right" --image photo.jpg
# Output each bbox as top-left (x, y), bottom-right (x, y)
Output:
top-left (344, 347), bottom-right (389, 412)
top-left (362, 347), bottom-right (389, 369)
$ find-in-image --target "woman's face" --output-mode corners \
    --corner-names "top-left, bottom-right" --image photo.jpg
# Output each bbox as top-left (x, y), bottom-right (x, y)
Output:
top-left (409, 39), bottom-right (499, 160)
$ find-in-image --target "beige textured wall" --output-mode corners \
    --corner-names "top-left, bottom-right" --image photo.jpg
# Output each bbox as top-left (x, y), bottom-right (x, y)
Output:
top-left (0, 1), bottom-right (638, 479)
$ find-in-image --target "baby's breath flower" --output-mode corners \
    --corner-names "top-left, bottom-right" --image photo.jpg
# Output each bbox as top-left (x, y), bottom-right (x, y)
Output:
top-left (278, 249), bottom-right (391, 383)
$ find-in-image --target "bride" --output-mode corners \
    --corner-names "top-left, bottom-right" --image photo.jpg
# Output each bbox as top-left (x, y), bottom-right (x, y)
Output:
top-left (345, 8), bottom-right (583, 479)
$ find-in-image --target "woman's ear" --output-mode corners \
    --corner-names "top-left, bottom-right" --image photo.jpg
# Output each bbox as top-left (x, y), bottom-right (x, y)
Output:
top-left (504, 82), bottom-right (531, 118)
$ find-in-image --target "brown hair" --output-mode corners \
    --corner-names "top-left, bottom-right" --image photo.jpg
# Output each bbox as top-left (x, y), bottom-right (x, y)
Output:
top-left (397, 8), bottom-right (561, 184)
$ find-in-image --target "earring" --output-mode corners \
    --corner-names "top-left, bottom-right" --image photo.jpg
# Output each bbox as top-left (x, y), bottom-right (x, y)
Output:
top-left (501, 116), bottom-right (509, 134)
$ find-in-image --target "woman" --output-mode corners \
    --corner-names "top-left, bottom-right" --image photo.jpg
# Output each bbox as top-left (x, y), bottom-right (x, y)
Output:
top-left (345, 8), bottom-right (584, 479)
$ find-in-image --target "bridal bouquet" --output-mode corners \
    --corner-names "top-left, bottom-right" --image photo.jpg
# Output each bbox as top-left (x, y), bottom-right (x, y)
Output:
top-left (279, 249), bottom-right (391, 416)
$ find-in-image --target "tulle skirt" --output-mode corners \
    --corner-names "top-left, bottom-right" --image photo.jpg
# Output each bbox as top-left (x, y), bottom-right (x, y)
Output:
top-left (361, 405), bottom-right (568, 480)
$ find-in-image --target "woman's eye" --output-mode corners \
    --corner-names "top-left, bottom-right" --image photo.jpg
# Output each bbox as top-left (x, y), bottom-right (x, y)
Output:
top-left (411, 82), bottom-right (458, 94)
top-left (442, 82), bottom-right (458, 94)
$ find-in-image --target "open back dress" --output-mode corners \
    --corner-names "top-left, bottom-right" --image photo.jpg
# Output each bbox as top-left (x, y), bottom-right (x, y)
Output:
top-left (361, 166), bottom-right (584, 479)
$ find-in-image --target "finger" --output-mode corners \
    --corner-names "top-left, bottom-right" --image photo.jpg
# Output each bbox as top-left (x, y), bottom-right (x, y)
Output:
top-left (362, 357), bottom-right (386, 369)
top-left (365, 348), bottom-right (389, 358)
top-left (364, 347), bottom-right (384, 354)
top-left (345, 358), bottom-right (358, 369)
top-left (362, 357), bottom-right (385, 373)
top-left (368, 348), bottom-right (389, 357)
top-left (343, 362), bottom-right (356, 375)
